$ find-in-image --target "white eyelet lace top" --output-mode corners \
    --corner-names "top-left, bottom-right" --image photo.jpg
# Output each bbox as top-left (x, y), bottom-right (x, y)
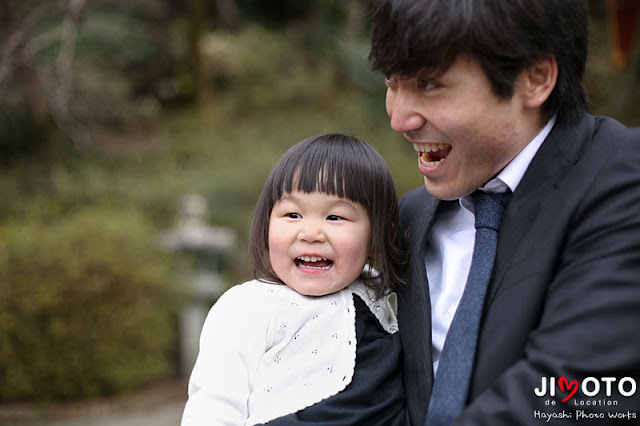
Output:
top-left (181, 278), bottom-right (399, 426)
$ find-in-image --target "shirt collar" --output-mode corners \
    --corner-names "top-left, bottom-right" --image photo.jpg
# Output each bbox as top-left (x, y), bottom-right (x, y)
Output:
top-left (461, 115), bottom-right (556, 211)
top-left (490, 115), bottom-right (556, 193)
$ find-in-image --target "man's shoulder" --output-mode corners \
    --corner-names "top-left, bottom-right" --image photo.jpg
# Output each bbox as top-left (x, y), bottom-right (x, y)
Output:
top-left (399, 186), bottom-right (435, 229)
top-left (582, 115), bottom-right (640, 169)
top-left (546, 113), bottom-right (640, 168)
top-left (592, 115), bottom-right (640, 146)
top-left (400, 186), bottom-right (430, 210)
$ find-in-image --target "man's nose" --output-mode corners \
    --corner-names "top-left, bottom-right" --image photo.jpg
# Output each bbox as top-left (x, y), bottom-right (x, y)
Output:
top-left (387, 89), bottom-right (427, 134)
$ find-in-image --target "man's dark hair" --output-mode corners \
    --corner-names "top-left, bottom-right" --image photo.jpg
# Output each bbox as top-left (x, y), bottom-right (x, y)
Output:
top-left (250, 133), bottom-right (406, 297)
top-left (369, 0), bottom-right (590, 124)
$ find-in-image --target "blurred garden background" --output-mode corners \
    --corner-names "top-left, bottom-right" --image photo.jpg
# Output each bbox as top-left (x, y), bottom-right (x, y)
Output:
top-left (0, 0), bottom-right (639, 422)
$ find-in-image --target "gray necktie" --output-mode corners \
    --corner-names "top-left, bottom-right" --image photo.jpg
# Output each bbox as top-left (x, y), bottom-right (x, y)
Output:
top-left (425, 190), bottom-right (511, 426)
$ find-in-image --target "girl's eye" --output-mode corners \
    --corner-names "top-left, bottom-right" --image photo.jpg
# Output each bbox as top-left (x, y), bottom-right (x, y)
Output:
top-left (327, 215), bottom-right (343, 221)
top-left (286, 213), bottom-right (301, 219)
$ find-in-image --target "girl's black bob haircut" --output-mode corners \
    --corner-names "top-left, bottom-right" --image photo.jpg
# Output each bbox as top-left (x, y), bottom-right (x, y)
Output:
top-left (250, 133), bottom-right (405, 296)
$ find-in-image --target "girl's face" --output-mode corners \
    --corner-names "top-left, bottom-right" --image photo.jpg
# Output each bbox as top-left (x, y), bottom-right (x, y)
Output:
top-left (268, 190), bottom-right (372, 296)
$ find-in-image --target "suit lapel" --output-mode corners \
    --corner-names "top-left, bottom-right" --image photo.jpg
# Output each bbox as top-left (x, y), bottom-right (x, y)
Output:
top-left (400, 194), bottom-right (445, 404)
top-left (487, 114), bottom-right (595, 304)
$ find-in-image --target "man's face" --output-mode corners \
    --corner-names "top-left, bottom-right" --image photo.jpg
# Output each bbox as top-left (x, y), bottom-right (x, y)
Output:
top-left (385, 55), bottom-right (534, 200)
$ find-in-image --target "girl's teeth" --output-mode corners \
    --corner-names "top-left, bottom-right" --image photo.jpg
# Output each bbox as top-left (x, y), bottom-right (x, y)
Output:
top-left (298, 256), bottom-right (328, 262)
top-left (295, 256), bottom-right (332, 270)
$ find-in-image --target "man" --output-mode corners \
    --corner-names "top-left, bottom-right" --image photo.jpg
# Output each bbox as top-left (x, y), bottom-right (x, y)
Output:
top-left (369, 0), bottom-right (640, 424)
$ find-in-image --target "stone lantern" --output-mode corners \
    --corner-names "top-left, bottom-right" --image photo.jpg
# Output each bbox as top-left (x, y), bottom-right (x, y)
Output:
top-left (160, 193), bottom-right (236, 376)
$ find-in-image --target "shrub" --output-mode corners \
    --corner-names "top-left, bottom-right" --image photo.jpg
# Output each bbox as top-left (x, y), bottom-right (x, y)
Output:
top-left (0, 205), bottom-right (182, 401)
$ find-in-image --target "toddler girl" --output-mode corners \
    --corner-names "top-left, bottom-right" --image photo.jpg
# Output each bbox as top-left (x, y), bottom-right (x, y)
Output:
top-left (182, 133), bottom-right (409, 425)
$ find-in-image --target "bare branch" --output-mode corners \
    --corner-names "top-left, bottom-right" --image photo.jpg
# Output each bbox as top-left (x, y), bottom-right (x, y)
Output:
top-left (0, 3), bottom-right (53, 85)
top-left (56, 0), bottom-right (88, 111)
top-left (36, 53), bottom-right (94, 150)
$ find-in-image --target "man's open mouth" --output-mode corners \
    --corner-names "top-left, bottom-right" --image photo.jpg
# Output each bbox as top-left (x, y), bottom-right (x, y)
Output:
top-left (295, 256), bottom-right (333, 270)
top-left (413, 143), bottom-right (452, 167)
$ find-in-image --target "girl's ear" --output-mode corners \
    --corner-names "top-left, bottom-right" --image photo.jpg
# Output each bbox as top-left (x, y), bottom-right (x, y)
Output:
top-left (519, 55), bottom-right (558, 109)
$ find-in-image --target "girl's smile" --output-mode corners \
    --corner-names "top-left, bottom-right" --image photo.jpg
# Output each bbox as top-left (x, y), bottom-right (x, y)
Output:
top-left (268, 190), bottom-right (372, 296)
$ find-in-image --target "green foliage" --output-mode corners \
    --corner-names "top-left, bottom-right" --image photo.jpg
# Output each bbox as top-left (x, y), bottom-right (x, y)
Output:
top-left (0, 206), bottom-right (182, 401)
top-left (201, 25), bottom-right (338, 108)
top-left (66, 5), bottom-right (170, 126)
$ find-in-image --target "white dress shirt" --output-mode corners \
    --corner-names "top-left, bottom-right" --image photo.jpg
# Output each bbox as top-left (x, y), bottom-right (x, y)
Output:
top-left (426, 117), bottom-right (556, 373)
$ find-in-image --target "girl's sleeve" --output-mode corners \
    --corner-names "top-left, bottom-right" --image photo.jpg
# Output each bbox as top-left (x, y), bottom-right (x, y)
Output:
top-left (181, 284), bottom-right (269, 426)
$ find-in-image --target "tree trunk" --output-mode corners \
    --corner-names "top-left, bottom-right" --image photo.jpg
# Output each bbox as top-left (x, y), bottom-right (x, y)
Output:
top-left (2, 0), bottom-right (56, 161)
top-left (343, 0), bottom-right (364, 40)
top-left (214, 0), bottom-right (238, 30)
top-left (186, 0), bottom-right (210, 105)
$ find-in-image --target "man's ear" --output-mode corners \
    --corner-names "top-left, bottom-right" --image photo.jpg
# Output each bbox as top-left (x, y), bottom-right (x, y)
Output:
top-left (519, 55), bottom-right (558, 109)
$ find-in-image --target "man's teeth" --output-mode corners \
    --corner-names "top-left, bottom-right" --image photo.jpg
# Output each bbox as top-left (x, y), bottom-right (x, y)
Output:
top-left (412, 143), bottom-right (450, 167)
top-left (412, 143), bottom-right (449, 153)
top-left (420, 152), bottom-right (443, 168)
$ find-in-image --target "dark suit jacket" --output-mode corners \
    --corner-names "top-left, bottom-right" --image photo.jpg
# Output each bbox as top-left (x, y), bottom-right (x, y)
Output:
top-left (398, 113), bottom-right (640, 425)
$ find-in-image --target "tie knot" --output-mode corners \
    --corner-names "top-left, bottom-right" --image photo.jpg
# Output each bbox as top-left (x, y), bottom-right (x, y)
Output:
top-left (471, 190), bottom-right (511, 230)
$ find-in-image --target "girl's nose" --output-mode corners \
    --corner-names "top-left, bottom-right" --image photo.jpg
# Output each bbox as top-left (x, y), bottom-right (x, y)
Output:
top-left (297, 221), bottom-right (326, 243)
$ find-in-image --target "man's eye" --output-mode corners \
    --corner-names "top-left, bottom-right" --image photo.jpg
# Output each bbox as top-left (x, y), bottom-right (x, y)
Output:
top-left (384, 75), bottom-right (397, 87)
top-left (418, 78), bottom-right (436, 90)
